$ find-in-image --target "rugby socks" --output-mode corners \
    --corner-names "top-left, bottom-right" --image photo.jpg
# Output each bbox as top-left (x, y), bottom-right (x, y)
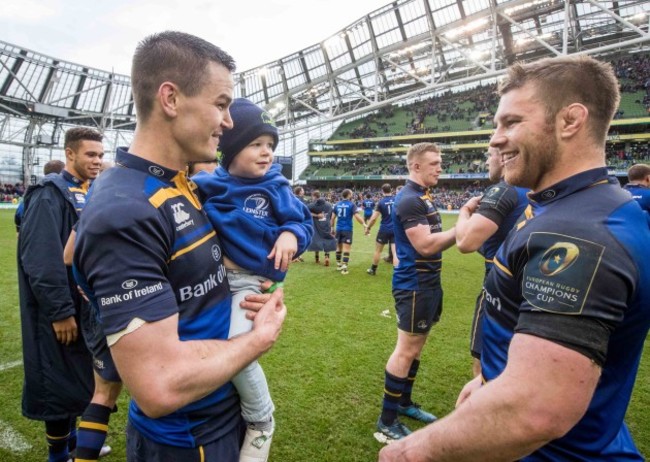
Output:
top-left (343, 252), bottom-right (350, 264)
top-left (370, 264), bottom-right (378, 273)
top-left (400, 359), bottom-right (420, 407)
top-left (380, 370), bottom-right (407, 425)
top-left (314, 252), bottom-right (320, 263)
top-left (336, 251), bottom-right (342, 264)
top-left (45, 419), bottom-right (71, 462)
top-left (75, 403), bottom-right (112, 462)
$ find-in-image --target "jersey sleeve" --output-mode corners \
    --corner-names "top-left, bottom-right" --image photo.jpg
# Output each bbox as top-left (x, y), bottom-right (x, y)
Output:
top-left (395, 195), bottom-right (428, 230)
top-left (477, 184), bottom-right (519, 226)
top-left (75, 199), bottom-right (179, 336)
top-left (514, 230), bottom-right (635, 365)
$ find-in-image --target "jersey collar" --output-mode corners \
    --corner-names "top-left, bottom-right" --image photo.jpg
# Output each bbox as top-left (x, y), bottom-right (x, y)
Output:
top-left (115, 147), bottom-right (180, 182)
top-left (528, 167), bottom-right (612, 205)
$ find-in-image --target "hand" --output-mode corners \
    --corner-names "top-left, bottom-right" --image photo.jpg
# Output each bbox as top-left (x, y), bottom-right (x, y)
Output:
top-left (251, 289), bottom-right (287, 352)
top-left (462, 195), bottom-right (482, 214)
top-left (52, 316), bottom-right (78, 345)
top-left (455, 374), bottom-right (483, 408)
top-left (267, 231), bottom-right (298, 272)
top-left (240, 288), bottom-right (272, 320)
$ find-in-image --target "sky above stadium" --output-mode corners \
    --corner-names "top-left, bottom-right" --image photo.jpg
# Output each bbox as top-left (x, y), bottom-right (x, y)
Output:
top-left (1, 0), bottom-right (390, 74)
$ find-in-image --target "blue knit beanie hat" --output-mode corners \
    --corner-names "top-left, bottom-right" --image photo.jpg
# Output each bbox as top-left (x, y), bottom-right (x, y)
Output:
top-left (219, 98), bottom-right (279, 171)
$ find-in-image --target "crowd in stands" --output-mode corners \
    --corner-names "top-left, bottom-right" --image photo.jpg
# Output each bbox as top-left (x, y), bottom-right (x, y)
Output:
top-left (613, 54), bottom-right (650, 114)
top-left (1, 182), bottom-right (24, 202)
top-left (298, 182), bottom-right (483, 211)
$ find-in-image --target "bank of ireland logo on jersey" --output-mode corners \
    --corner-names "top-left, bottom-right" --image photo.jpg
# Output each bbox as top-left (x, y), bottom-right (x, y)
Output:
top-left (522, 232), bottom-right (604, 314)
top-left (149, 165), bottom-right (165, 177)
top-left (243, 193), bottom-right (270, 218)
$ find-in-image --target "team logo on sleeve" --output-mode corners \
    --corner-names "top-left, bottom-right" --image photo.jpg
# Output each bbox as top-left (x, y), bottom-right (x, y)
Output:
top-left (243, 194), bottom-right (270, 218)
top-left (171, 202), bottom-right (194, 230)
top-left (522, 232), bottom-right (604, 314)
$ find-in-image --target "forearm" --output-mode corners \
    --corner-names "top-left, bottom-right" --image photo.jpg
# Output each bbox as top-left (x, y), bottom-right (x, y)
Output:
top-left (419, 228), bottom-right (457, 256)
top-left (384, 380), bottom-right (550, 462)
top-left (114, 326), bottom-right (272, 418)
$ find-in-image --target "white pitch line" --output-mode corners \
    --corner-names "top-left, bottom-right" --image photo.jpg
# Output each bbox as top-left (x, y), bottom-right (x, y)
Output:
top-left (0, 419), bottom-right (32, 453)
top-left (0, 360), bottom-right (22, 372)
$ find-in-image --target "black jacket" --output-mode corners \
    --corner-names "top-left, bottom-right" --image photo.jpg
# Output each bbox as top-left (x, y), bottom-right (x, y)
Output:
top-left (17, 172), bottom-right (93, 421)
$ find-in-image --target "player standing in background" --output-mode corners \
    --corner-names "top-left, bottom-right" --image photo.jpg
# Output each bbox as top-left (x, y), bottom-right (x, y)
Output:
top-left (365, 183), bottom-right (396, 275)
top-left (331, 188), bottom-right (365, 275)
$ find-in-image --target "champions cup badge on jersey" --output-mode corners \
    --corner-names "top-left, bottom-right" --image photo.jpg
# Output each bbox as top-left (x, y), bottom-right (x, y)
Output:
top-left (522, 233), bottom-right (604, 315)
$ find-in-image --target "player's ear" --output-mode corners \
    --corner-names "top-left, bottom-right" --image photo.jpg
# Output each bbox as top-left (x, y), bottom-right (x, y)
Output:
top-left (159, 82), bottom-right (180, 118)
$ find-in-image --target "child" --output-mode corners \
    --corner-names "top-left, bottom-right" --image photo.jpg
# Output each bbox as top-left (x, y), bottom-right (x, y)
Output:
top-left (193, 98), bottom-right (313, 462)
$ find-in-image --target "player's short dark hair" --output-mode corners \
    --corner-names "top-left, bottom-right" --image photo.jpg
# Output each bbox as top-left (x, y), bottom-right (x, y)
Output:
top-left (342, 189), bottom-right (352, 199)
top-left (498, 55), bottom-right (619, 145)
top-left (627, 163), bottom-right (650, 182)
top-left (64, 127), bottom-right (103, 152)
top-left (381, 183), bottom-right (391, 194)
top-left (131, 31), bottom-right (236, 122)
top-left (312, 190), bottom-right (321, 199)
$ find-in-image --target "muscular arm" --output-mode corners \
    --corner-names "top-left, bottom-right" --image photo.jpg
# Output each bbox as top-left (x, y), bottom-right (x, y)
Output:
top-left (455, 212), bottom-right (498, 253)
top-left (405, 225), bottom-right (456, 256)
top-left (379, 333), bottom-right (600, 462)
top-left (110, 289), bottom-right (286, 418)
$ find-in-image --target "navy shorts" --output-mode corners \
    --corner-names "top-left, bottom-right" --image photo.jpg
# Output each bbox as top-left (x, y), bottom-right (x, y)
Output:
top-left (393, 287), bottom-right (443, 334)
top-left (126, 418), bottom-right (245, 462)
top-left (469, 289), bottom-right (486, 359)
top-left (376, 230), bottom-right (394, 245)
top-left (80, 303), bottom-right (121, 382)
top-left (336, 230), bottom-right (353, 245)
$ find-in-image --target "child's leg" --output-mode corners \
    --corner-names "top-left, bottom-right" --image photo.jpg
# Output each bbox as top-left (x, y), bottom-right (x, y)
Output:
top-left (227, 271), bottom-right (275, 424)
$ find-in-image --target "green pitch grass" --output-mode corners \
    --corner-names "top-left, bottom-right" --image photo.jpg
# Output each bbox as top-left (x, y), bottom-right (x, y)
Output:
top-left (1, 209), bottom-right (647, 461)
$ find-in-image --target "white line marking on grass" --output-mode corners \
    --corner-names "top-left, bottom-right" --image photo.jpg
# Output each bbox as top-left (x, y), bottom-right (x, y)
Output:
top-left (0, 420), bottom-right (32, 453)
top-left (0, 360), bottom-right (22, 372)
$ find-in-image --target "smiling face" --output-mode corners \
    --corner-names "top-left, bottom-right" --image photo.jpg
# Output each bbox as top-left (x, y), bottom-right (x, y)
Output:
top-left (227, 134), bottom-right (275, 179)
top-left (489, 83), bottom-right (559, 191)
top-left (66, 139), bottom-right (104, 181)
top-left (171, 62), bottom-right (234, 165)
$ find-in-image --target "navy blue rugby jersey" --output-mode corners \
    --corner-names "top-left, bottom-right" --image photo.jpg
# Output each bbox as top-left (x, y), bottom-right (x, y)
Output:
top-left (74, 148), bottom-right (237, 448)
top-left (480, 168), bottom-right (650, 460)
top-left (62, 169), bottom-right (91, 214)
top-left (333, 199), bottom-right (358, 232)
top-left (376, 195), bottom-right (395, 234)
top-left (392, 180), bottom-right (443, 290)
top-left (476, 181), bottom-right (529, 275)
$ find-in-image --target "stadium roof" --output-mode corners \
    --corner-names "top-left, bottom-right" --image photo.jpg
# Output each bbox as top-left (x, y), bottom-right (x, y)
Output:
top-left (1, 0), bottom-right (649, 183)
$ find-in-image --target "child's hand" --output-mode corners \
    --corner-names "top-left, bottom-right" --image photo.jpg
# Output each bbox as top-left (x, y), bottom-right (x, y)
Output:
top-left (268, 231), bottom-right (298, 272)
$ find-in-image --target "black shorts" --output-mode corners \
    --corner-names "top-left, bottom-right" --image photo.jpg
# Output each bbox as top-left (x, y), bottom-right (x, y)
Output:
top-left (376, 230), bottom-right (394, 245)
top-left (336, 230), bottom-right (353, 245)
top-left (392, 287), bottom-right (443, 334)
top-left (80, 303), bottom-right (121, 382)
top-left (470, 289), bottom-right (486, 359)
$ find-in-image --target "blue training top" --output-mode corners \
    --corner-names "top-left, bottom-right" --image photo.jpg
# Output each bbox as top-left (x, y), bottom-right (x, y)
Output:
top-left (74, 148), bottom-right (238, 448)
top-left (623, 183), bottom-right (650, 213)
top-left (481, 168), bottom-right (650, 460)
top-left (193, 164), bottom-right (313, 282)
top-left (333, 199), bottom-right (358, 232)
top-left (375, 194), bottom-right (395, 235)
